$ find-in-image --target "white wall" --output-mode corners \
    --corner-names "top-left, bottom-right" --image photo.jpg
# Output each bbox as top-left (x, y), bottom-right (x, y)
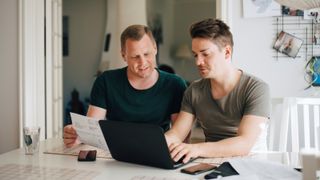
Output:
top-left (172, 0), bottom-right (216, 82)
top-left (99, 0), bottom-right (147, 70)
top-left (63, 0), bottom-right (106, 119)
top-left (230, 1), bottom-right (313, 98)
top-left (147, 0), bottom-right (216, 82)
top-left (0, 0), bottom-right (19, 154)
top-left (147, 0), bottom-right (174, 67)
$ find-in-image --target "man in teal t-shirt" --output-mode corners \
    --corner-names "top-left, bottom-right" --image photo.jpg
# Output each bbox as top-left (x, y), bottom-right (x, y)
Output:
top-left (63, 24), bottom-right (187, 147)
top-left (90, 67), bottom-right (186, 131)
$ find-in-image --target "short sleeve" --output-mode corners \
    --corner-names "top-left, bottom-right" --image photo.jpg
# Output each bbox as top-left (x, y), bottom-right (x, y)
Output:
top-left (180, 84), bottom-right (195, 115)
top-left (90, 75), bottom-right (107, 109)
top-left (244, 81), bottom-right (270, 118)
top-left (170, 78), bottom-right (187, 114)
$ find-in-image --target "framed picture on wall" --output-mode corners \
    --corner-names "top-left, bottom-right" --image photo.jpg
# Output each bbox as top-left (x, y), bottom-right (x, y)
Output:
top-left (63, 16), bottom-right (69, 57)
top-left (273, 31), bottom-right (303, 58)
top-left (243, 0), bottom-right (281, 18)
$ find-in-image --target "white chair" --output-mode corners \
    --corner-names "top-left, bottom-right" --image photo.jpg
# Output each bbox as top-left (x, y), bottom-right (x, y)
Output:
top-left (268, 97), bottom-right (320, 152)
top-left (268, 98), bottom-right (284, 151)
top-left (269, 97), bottom-right (320, 179)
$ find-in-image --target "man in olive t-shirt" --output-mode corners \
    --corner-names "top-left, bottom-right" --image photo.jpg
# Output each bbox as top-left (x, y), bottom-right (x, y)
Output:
top-left (181, 72), bottom-right (269, 151)
top-left (165, 18), bottom-right (270, 163)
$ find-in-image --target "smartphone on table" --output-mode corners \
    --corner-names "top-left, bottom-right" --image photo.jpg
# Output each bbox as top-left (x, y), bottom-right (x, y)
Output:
top-left (181, 163), bottom-right (217, 175)
top-left (78, 150), bottom-right (97, 161)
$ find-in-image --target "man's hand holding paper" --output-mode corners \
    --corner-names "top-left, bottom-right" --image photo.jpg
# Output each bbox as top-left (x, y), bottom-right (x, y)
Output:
top-left (67, 113), bottom-right (109, 151)
top-left (63, 125), bottom-right (80, 148)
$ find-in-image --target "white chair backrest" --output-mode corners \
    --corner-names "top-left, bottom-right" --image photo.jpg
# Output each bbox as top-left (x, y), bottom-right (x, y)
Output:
top-left (277, 97), bottom-right (320, 152)
top-left (268, 98), bottom-right (284, 151)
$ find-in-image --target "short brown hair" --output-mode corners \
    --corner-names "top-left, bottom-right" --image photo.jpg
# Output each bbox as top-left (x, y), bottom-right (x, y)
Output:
top-left (189, 18), bottom-right (233, 50)
top-left (120, 25), bottom-right (156, 52)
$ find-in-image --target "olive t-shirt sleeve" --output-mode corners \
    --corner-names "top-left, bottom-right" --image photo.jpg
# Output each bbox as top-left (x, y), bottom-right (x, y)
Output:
top-left (244, 81), bottom-right (270, 118)
top-left (180, 84), bottom-right (195, 115)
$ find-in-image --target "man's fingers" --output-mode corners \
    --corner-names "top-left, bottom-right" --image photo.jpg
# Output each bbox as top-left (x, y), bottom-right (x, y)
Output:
top-left (169, 143), bottom-right (181, 158)
top-left (63, 125), bottom-right (77, 138)
top-left (63, 132), bottom-right (77, 140)
top-left (63, 138), bottom-right (75, 147)
top-left (63, 129), bottom-right (78, 137)
top-left (168, 142), bottom-right (179, 152)
top-left (183, 153), bottom-right (193, 164)
top-left (173, 148), bottom-right (188, 162)
top-left (63, 125), bottom-right (78, 147)
top-left (64, 125), bottom-right (76, 133)
top-left (170, 143), bottom-right (188, 161)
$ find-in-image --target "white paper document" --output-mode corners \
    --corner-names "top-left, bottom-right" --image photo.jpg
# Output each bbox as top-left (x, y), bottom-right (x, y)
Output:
top-left (44, 143), bottom-right (112, 159)
top-left (221, 158), bottom-right (302, 180)
top-left (70, 112), bottom-right (109, 151)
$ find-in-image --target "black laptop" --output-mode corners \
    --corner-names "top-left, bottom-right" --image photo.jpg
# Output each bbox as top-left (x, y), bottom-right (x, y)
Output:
top-left (99, 120), bottom-right (193, 169)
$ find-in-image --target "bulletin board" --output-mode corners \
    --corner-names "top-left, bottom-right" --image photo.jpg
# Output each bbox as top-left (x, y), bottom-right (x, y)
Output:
top-left (273, 15), bottom-right (320, 87)
top-left (273, 16), bottom-right (320, 61)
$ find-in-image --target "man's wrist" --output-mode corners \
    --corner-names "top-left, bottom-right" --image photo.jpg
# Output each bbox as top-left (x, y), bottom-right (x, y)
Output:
top-left (195, 143), bottom-right (206, 157)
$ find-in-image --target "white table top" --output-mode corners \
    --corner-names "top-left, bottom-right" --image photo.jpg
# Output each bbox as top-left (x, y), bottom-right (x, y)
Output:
top-left (0, 139), bottom-right (301, 180)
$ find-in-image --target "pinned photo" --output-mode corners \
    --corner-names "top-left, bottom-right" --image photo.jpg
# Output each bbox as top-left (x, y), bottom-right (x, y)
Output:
top-left (281, 6), bottom-right (304, 16)
top-left (273, 31), bottom-right (303, 58)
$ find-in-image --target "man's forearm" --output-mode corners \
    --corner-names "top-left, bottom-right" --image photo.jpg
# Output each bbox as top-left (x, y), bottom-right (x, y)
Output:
top-left (196, 136), bottom-right (255, 158)
top-left (165, 129), bottom-right (183, 145)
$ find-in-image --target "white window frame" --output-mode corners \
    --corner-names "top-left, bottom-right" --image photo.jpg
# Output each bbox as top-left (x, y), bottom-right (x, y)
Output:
top-left (216, 0), bottom-right (232, 27)
top-left (19, 0), bottom-right (63, 147)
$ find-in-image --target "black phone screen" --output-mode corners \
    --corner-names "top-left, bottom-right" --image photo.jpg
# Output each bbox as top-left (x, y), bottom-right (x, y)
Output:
top-left (78, 150), bottom-right (97, 161)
